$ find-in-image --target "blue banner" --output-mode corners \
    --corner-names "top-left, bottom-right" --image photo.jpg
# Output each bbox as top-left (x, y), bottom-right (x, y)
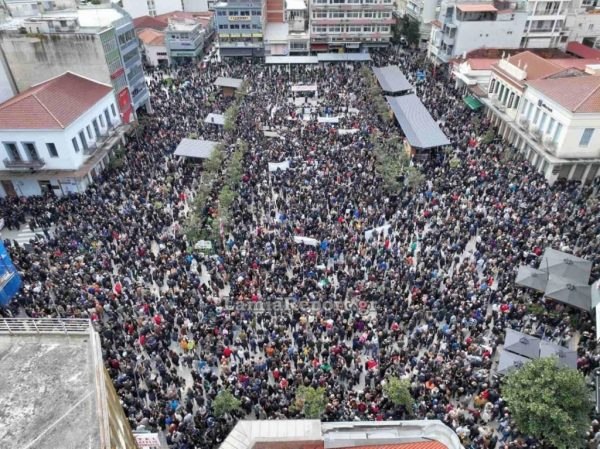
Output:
top-left (0, 242), bottom-right (21, 307)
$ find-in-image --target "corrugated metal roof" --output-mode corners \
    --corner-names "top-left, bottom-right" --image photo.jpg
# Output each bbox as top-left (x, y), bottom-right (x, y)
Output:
top-left (317, 53), bottom-right (371, 62)
top-left (265, 56), bottom-right (319, 64)
top-left (174, 139), bottom-right (219, 159)
top-left (214, 77), bottom-right (244, 88)
top-left (386, 95), bottom-right (450, 149)
top-left (373, 66), bottom-right (413, 93)
top-left (204, 113), bottom-right (225, 125)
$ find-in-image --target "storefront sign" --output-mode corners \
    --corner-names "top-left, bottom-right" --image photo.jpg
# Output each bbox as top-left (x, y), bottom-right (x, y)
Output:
top-left (228, 15), bottom-right (251, 21)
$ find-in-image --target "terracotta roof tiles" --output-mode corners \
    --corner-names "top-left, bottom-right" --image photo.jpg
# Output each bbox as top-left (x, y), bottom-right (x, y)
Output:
top-left (339, 442), bottom-right (448, 449)
top-left (500, 51), bottom-right (564, 81)
top-left (137, 28), bottom-right (165, 46)
top-left (0, 72), bottom-right (113, 130)
top-left (527, 75), bottom-right (600, 113)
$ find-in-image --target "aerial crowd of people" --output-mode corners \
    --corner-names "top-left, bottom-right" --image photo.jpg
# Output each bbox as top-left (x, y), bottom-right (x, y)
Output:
top-left (1, 47), bottom-right (599, 449)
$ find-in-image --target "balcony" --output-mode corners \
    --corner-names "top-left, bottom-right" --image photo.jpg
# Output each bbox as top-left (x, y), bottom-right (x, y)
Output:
top-left (84, 124), bottom-right (124, 157)
top-left (442, 34), bottom-right (455, 45)
top-left (3, 158), bottom-right (45, 169)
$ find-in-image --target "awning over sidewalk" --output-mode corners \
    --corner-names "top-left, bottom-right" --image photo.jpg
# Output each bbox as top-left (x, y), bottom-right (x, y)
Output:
top-left (174, 139), bottom-right (219, 159)
top-left (386, 95), bottom-right (450, 149)
top-left (463, 95), bottom-right (483, 111)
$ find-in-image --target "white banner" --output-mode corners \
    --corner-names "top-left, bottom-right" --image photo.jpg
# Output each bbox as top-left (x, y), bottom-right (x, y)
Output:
top-left (134, 433), bottom-right (161, 449)
top-left (318, 116), bottom-right (339, 124)
top-left (365, 224), bottom-right (391, 241)
top-left (294, 236), bottom-right (319, 246)
top-left (194, 240), bottom-right (213, 250)
top-left (268, 160), bottom-right (290, 172)
top-left (291, 84), bottom-right (317, 92)
top-left (338, 128), bottom-right (359, 135)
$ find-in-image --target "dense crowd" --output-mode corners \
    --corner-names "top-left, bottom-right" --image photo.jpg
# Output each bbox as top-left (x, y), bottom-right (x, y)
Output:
top-left (1, 48), bottom-right (599, 449)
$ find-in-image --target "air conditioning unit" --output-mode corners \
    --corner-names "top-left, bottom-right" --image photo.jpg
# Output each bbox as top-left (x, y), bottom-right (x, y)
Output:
top-left (518, 115), bottom-right (529, 129)
top-left (530, 125), bottom-right (542, 141)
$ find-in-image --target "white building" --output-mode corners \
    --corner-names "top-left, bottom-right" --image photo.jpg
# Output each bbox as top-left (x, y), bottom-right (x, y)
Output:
top-left (0, 72), bottom-right (128, 198)
top-left (520, 0), bottom-right (572, 48)
top-left (564, 0), bottom-right (600, 48)
top-left (428, 1), bottom-right (528, 64)
top-left (483, 51), bottom-right (600, 184)
top-left (451, 57), bottom-right (499, 95)
top-left (122, 0), bottom-right (209, 18)
top-left (138, 28), bottom-right (169, 66)
top-left (402, 0), bottom-right (438, 44)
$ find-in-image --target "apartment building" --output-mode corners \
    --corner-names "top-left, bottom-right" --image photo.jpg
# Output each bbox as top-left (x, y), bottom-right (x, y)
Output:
top-left (309, 0), bottom-right (395, 52)
top-left (520, 0), bottom-right (571, 48)
top-left (215, 0), bottom-right (265, 57)
top-left (287, 0), bottom-right (310, 53)
top-left (122, 0), bottom-right (211, 18)
top-left (483, 51), bottom-right (600, 184)
top-left (429, 0), bottom-right (528, 63)
top-left (0, 72), bottom-right (127, 198)
top-left (564, 0), bottom-right (600, 48)
top-left (0, 5), bottom-right (150, 120)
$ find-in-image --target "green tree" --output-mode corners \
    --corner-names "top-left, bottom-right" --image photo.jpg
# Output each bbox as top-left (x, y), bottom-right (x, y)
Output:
top-left (212, 390), bottom-right (241, 417)
top-left (503, 357), bottom-right (591, 449)
top-left (480, 128), bottom-right (496, 145)
top-left (383, 376), bottom-right (414, 415)
top-left (399, 15), bottom-right (420, 47)
top-left (295, 386), bottom-right (327, 419)
top-left (204, 144), bottom-right (225, 173)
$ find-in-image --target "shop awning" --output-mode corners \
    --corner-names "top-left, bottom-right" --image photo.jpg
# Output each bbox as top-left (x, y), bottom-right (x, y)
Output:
top-left (463, 95), bottom-right (483, 111)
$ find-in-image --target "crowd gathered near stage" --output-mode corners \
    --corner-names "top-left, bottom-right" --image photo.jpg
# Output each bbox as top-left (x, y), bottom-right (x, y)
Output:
top-left (1, 48), bottom-right (600, 449)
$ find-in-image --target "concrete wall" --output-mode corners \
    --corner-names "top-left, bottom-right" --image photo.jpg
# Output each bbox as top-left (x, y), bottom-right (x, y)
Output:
top-left (144, 44), bottom-right (169, 66)
top-left (122, 0), bottom-right (151, 18)
top-left (453, 14), bottom-right (527, 57)
top-left (0, 34), bottom-right (111, 93)
top-left (184, 0), bottom-right (210, 12)
top-left (0, 53), bottom-right (16, 103)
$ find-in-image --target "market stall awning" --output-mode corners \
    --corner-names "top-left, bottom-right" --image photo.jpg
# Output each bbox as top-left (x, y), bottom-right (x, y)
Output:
top-left (504, 329), bottom-right (541, 359)
top-left (386, 95), bottom-right (450, 149)
top-left (539, 248), bottom-right (592, 283)
top-left (174, 139), bottom-right (219, 159)
top-left (539, 341), bottom-right (577, 369)
top-left (373, 65), bottom-right (413, 94)
top-left (544, 274), bottom-right (592, 312)
top-left (463, 95), bottom-right (483, 111)
top-left (214, 77), bottom-right (243, 89)
top-left (204, 113), bottom-right (225, 126)
top-left (497, 350), bottom-right (530, 375)
top-left (317, 53), bottom-right (371, 62)
top-left (515, 265), bottom-right (548, 292)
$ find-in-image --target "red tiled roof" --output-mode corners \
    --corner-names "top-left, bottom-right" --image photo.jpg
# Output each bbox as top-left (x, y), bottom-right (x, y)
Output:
top-left (457, 4), bottom-right (497, 12)
top-left (0, 72), bottom-right (113, 130)
top-left (339, 443), bottom-right (447, 449)
top-left (566, 41), bottom-right (600, 60)
top-left (467, 58), bottom-right (498, 70)
top-left (527, 75), bottom-right (600, 113)
top-left (138, 28), bottom-right (165, 46)
top-left (133, 15), bottom-right (168, 30)
top-left (500, 51), bottom-right (564, 80)
top-left (552, 58), bottom-right (600, 70)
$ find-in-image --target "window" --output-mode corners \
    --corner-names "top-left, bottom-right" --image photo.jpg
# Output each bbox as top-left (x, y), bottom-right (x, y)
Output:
top-left (521, 98), bottom-right (528, 114)
top-left (346, 11), bottom-right (360, 18)
top-left (3, 142), bottom-right (21, 161)
top-left (553, 122), bottom-right (563, 143)
top-left (547, 117), bottom-right (555, 135)
top-left (252, 24), bottom-right (260, 29)
top-left (111, 104), bottom-right (117, 117)
top-left (313, 26), bottom-right (327, 33)
top-left (363, 11), bottom-right (375, 18)
top-left (23, 142), bottom-right (39, 161)
top-left (99, 114), bottom-right (105, 127)
top-left (252, 10), bottom-right (261, 15)
top-left (219, 24), bottom-right (228, 29)
top-left (46, 143), bottom-right (58, 158)
top-left (363, 25), bottom-right (374, 32)
top-left (489, 79), bottom-right (496, 93)
top-left (229, 10), bottom-right (239, 15)
top-left (533, 107), bottom-right (540, 125)
top-left (527, 102), bottom-right (534, 120)
top-left (118, 29), bottom-right (136, 46)
top-left (230, 24), bottom-right (240, 29)
top-left (72, 137), bottom-right (80, 153)
top-left (539, 112), bottom-right (547, 131)
top-left (79, 131), bottom-right (88, 150)
top-left (217, 10), bottom-right (226, 15)
top-left (241, 24), bottom-right (250, 29)
top-left (240, 10), bottom-right (250, 15)
top-left (579, 128), bottom-right (594, 146)
top-left (314, 11), bottom-right (327, 18)
top-left (513, 95), bottom-right (520, 110)
top-left (87, 125), bottom-right (92, 139)
top-left (348, 25), bottom-right (362, 32)
top-left (329, 25), bottom-right (342, 32)
top-left (331, 12), bottom-right (344, 18)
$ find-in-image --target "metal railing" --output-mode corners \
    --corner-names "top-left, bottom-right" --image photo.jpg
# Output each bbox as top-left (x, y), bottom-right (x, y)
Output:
top-left (3, 158), bottom-right (46, 169)
top-left (0, 318), bottom-right (91, 335)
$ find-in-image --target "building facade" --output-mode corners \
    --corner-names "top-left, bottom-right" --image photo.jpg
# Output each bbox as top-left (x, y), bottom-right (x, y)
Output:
top-left (564, 0), bottom-right (600, 48)
top-left (520, 0), bottom-right (572, 48)
top-left (287, 0), bottom-right (310, 53)
top-left (215, 0), bottom-right (265, 57)
top-left (122, 0), bottom-right (210, 18)
top-left (166, 17), bottom-right (206, 62)
top-left (402, 0), bottom-right (438, 44)
top-left (0, 72), bottom-right (128, 198)
top-left (429, 1), bottom-right (528, 63)
top-left (308, 0), bottom-right (395, 52)
top-left (0, 5), bottom-right (150, 120)
top-left (483, 51), bottom-right (600, 184)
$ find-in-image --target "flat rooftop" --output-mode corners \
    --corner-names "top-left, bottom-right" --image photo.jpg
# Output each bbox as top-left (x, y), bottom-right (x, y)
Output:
top-left (0, 334), bottom-right (101, 449)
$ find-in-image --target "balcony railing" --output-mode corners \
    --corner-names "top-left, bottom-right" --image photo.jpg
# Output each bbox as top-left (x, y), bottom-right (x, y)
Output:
top-left (0, 318), bottom-right (91, 335)
top-left (3, 158), bottom-right (45, 169)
